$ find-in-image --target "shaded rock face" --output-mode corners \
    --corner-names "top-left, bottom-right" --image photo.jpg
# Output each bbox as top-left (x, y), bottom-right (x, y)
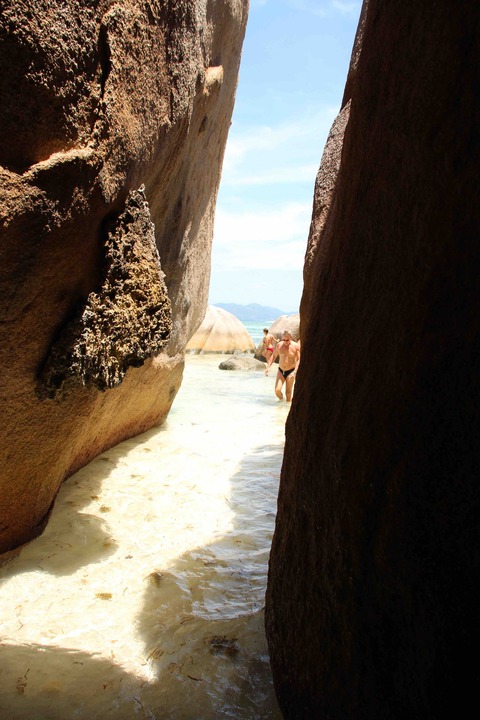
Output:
top-left (186, 305), bottom-right (255, 354)
top-left (0, 0), bottom-right (248, 554)
top-left (266, 2), bottom-right (480, 719)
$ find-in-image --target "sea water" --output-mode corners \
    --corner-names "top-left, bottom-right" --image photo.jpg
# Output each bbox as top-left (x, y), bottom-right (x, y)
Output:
top-left (239, 322), bottom-right (277, 349)
top-left (0, 354), bottom-right (287, 719)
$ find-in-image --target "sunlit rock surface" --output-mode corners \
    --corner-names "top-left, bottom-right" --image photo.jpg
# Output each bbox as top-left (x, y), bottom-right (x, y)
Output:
top-left (268, 314), bottom-right (300, 341)
top-left (254, 315), bottom-right (300, 361)
top-left (266, 1), bottom-right (480, 718)
top-left (186, 305), bottom-right (255, 354)
top-left (0, 0), bottom-right (249, 554)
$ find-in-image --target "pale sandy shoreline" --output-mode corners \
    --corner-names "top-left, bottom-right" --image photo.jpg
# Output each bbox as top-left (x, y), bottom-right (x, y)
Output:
top-left (0, 355), bottom-right (286, 719)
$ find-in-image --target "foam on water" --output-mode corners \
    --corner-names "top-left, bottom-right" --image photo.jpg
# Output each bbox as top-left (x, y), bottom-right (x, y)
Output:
top-left (0, 354), bottom-right (287, 719)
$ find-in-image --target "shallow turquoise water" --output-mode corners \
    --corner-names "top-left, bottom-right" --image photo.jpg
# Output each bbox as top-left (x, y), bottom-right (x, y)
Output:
top-left (240, 320), bottom-right (278, 347)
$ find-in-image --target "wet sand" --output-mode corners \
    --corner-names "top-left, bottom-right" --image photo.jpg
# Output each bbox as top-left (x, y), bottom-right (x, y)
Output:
top-left (0, 355), bottom-right (288, 719)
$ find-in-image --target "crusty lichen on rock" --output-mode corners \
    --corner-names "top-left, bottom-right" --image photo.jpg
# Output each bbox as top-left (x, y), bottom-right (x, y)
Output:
top-left (39, 186), bottom-right (172, 397)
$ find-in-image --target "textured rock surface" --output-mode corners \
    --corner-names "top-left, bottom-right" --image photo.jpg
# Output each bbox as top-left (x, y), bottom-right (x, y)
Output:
top-left (266, 1), bottom-right (480, 718)
top-left (39, 186), bottom-right (172, 396)
top-left (268, 314), bottom-right (300, 342)
top-left (186, 305), bottom-right (254, 354)
top-left (0, 0), bottom-right (248, 554)
top-left (218, 355), bottom-right (265, 371)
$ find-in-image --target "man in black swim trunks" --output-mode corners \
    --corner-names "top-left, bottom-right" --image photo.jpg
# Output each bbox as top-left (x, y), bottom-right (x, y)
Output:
top-left (265, 330), bottom-right (300, 401)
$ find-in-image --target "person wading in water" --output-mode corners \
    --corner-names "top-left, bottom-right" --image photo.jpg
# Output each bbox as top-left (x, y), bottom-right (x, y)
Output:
top-left (262, 328), bottom-right (277, 365)
top-left (265, 330), bottom-right (300, 401)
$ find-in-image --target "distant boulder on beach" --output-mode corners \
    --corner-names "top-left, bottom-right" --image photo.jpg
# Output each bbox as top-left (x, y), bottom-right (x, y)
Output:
top-left (186, 306), bottom-right (255, 354)
top-left (254, 313), bottom-right (301, 360)
top-left (219, 355), bottom-right (265, 371)
top-left (269, 313), bottom-right (300, 341)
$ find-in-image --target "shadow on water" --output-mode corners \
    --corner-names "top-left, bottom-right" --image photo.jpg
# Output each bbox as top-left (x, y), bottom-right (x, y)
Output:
top-left (0, 459), bottom-right (121, 579)
top-left (135, 442), bottom-right (283, 720)
top-left (0, 440), bottom-right (284, 719)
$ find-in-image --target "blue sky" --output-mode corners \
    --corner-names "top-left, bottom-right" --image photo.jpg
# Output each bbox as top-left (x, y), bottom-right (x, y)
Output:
top-left (208, 0), bottom-right (362, 312)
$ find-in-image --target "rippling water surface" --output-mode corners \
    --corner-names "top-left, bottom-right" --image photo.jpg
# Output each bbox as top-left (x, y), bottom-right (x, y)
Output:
top-left (0, 355), bottom-right (288, 719)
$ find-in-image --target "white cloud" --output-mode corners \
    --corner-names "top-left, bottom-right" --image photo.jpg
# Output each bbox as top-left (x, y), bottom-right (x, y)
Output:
top-left (221, 107), bottom-right (338, 188)
top-left (223, 121), bottom-right (306, 169)
top-left (213, 112), bottom-right (334, 274)
top-left (212, 201), bottom-right (311, 271)
top-left (283, 0), bottom-right (361, 18)
top-left (223, 163), bottom-right (319, 188)
top-left (330, 0), bottom-right (361, 17)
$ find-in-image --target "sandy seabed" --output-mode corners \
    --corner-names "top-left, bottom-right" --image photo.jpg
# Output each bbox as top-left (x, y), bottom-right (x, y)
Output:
top-left (0, 355), bottom-right (288, 719)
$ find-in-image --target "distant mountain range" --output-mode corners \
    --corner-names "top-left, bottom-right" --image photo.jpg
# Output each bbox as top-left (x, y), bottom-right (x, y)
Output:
top-left (213, 302), bottom-right (296, 322)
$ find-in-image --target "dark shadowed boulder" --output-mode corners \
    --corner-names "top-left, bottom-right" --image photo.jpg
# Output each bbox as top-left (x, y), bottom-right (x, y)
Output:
top-left (219, 355), bottom-right (265, 371)
top-left (265, 1), bottom-right (480, 718)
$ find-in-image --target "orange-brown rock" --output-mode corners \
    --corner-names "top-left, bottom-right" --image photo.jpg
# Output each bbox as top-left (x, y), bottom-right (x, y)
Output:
top-left (266, 1), bottom-right (480, 718)
top-left (0, 0), bottom-right (248, 554)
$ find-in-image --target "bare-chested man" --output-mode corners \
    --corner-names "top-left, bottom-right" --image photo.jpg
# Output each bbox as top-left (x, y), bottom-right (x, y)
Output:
top-left (265, 330), bottom-right (300, 401)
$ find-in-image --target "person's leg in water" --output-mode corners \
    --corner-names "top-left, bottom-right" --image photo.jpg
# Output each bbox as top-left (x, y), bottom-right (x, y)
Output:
top-left (284, 372), bottom-right (295, 402)
top-left (275, 369), bottom-right (285, 400)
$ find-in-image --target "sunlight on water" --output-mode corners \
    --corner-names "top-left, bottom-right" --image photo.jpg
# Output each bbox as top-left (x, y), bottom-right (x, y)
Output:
top-left (0, 355), bottom-right (288, 719)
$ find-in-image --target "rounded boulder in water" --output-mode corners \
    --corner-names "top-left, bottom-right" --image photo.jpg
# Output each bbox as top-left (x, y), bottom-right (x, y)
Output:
top-left (218, 356), bottom-right (266, 371)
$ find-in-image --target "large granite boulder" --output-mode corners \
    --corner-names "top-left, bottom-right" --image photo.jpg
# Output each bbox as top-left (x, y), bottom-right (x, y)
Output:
top-left (186, 305), bottom-right (255, 354)
top-left (0, 0), bottom-right (248, 554)
top-left (254, 314), bottom-right (300, 360)
top-left (266, 1), bottom-right (480, 718)
top-left (268, 313), bottom-right (300, 341)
